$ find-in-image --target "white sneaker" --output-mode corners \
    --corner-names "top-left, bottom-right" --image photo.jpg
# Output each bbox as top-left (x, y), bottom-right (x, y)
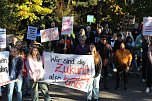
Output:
top-left (142, 79), bottom-right (146, 83)
top-left (145, 87), bottom-right (150, 93)
top-left (113, 68), bottom-right (117, 72)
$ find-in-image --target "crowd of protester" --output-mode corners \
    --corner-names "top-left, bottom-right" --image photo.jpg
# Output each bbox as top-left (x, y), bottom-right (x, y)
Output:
top-left (1, 21), bottom-right (152, 101)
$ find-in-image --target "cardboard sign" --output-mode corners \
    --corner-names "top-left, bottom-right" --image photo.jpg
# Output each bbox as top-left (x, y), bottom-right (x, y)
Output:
top-left (0, 28), bottom-right (6, 48)
top-left (87, 15), bottom-right (94, 23)
top-left (61, 16), bottom-right (74, 35)
top-left (6, 34), bottom-right (14, 44)
top-left (43, 52), bottom-right (95, 92)
top-left (122, 15), bottom-right (135, 31)
top-left (27, 26), bottom-right (37, 40)
top-left (143, 17), bottom-right (152, 36)
top-left (0, 51), bottom-right (10, 86)
top-left (40, 27), bottom-right (59, 42)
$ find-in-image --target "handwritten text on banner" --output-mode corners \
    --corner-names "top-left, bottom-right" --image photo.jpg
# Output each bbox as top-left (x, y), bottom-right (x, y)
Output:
top-left (43, 52), bottom-right (95, 92)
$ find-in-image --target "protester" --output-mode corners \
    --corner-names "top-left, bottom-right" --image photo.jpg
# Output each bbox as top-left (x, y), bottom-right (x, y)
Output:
top-left (125, 36), bottom-right (137, 74)
top-left (19, 49), bottom-right (30, 96)
top-left (26, 46), bottom-right (50, 101)
top-left (6, 36), bottom-right (18, 51)
top-left (55, 34), bottom-right (75, 54)
top-left (114, 42), bottom-right (132, 90)
top-left (135, 33), bottom-right (143, 74)
top-left (85, 25), bottom-right (95, 44)
top-left (8, 47), bottom-right (24, 101)
top-left (113, 34), bottom-right (123, 52)
top-left (75, 28), bottom-right (86, 45)
top-left (145, 41), bottom-right (152, 93)
top-left (96, 35), bottom-right (113, 89)
top-left (87, 43), bottom-right (102, 101)
top-left (74, 35), bottom-right (89, 55)
top-left (94, 27), bottom-right (104, 46)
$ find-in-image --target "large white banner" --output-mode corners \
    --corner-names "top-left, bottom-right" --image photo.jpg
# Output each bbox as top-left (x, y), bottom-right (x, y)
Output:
top-left (0, 28), bottom-right (6, 48)
top-left (61, 16), bottom-right (74, 35)
top-left (27, 26), bottom-right (37, 40)
top-left (40, 27), bottom-right (59, 42)
top-left (43, 52), bottom-right (95, 92)
top-left (0, 51), bottom-right (10, 86)
top-left (143, 17), bottom-right (152, 36)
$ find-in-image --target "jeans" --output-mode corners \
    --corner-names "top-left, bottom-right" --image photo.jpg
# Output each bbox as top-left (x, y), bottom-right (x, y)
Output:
top-left (30, 80), bottom-right (50, 101)
top-left (87, 74), bottom-right (101, 100)
top-left (7, 77), bottom-right (23, 101)
top-left (116, 69), bottom-right (129, 88)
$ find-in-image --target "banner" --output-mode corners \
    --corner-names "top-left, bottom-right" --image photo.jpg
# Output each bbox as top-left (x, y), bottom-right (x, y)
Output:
top-left (143, 17), bottom-right (152, 36)
top-left (0, 28), bottom-right (6, 48)
top-left (40, 27), bottom-right (59, 42)
top-left (0, 51), bottom-right (10, 86)
top-left (27, 26), bottom-right (37, 40)
top-left (61, 16), bottom-right (74, 35)
top-left (43, 52), bottom-right (95, 92)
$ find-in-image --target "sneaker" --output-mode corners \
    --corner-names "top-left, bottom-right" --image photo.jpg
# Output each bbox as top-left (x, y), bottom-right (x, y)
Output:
top-left (145, 87), bottom-right (150, 93)
top-left (108, 73), bottom-right (112, 77)
top-left (142, 79), bottom-right (146, 83)
top-left (113, 68), bottom-right (117, 72)
top-left (115, 87), bottom-right (120, 90)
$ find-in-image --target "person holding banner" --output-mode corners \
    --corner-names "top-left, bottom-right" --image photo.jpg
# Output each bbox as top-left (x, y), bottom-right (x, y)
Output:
top-left (26, 46), bottom-right (50, 101)
top-left (8, 47), bottom-right (24, 101)
top-left (87, 43), bottom-right (102, 101)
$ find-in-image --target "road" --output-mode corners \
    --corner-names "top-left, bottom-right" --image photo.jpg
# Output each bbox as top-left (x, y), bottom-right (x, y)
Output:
top-left (1, 72), bottom-right (152, 101)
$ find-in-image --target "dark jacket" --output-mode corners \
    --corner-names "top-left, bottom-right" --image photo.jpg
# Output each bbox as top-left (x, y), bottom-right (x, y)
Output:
top-left (74, 44), bottom-right (89, 55)
top-left (97, 42), bottom-right (113, 66)
top-left (113, 40), bottom-right (123, 52)
top-left (95, 59), bottom-right (102, 77)
top-left (9, 56), bottom-right (23, 79)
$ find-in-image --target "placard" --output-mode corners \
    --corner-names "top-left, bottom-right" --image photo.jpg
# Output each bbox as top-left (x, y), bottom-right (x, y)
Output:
top-left (27, 26), bottom-right (37, 40)
top-left (61, 16), bottom-right (74, 35)
top-left (143, 17), bottom-right (152, 36)
top-left (0, 28), bottom-right (6, 48)
top-left (40, 27), bottom-right (59, 42)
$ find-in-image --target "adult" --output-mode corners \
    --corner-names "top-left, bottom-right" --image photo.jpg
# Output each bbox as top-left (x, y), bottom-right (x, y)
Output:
top-left (74, 35), bottom-right (89, 55)
top-left (26, 46), bottom-right (50, 101)
top-left (85, 25), bottom-right (95, 44)
top-left (96, 35), bottom-right (113, 89)
top-left (114, 42), bottom-right (132, 90)
top-left (94, 27), bottom-right (104, 46)
top-left (8, 47), bottom-right (24, 101)
top-left (113, 34), bottom-right (124, 52)
top-left (145, 41), bottom-right (152, 93)
top-left (87, 43), bottom-right (102, 101)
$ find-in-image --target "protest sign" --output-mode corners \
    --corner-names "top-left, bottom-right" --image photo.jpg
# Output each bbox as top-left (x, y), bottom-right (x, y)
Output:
top-left (0, 51), bottom-right (10, 86)
top-left (43, 52), bottom-right (95, 92)
top-left (0, 28), bottom-right (6, 48)
top-left (122, 15), bottom-right (135, 31)
top-left (61, 16), bottom-right (74, 35)
top-left (6, 34), bottom-right (13, 44)
top-left (87, 15), bottom-right (94, 23)
top-left (143, 17), bottom-right (152, 36)
top-left (27, 26), bottom-right (37, 40)
top-left (40, 27), bottom-right (59, 42)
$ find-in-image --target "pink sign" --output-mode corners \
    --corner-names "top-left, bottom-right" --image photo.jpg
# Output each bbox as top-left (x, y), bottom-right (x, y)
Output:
top-left (61, 17), bottom-right (74, 35)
